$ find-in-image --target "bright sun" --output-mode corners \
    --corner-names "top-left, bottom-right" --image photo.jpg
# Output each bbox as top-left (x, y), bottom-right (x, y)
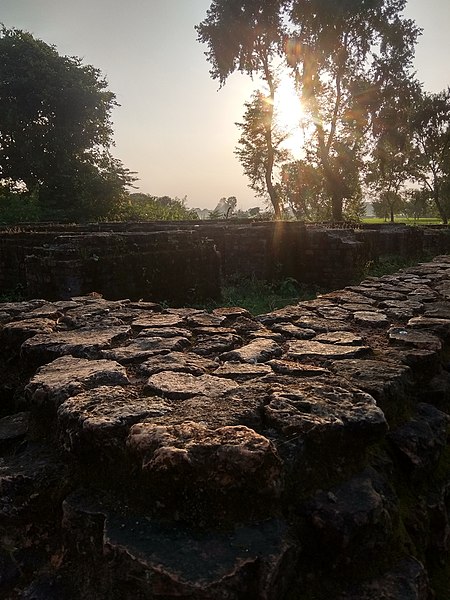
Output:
top-left (275, 75), bottom-right (306, 160)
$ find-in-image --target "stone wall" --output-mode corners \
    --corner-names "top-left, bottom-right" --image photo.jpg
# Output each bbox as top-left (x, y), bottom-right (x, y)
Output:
top-left (1, 257), bottom-right (450, 598)
top-left (1, 222), bottom-right (450, 302)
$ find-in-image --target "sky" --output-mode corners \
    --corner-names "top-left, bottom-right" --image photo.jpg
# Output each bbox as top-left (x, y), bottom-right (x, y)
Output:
top-left (1, 0), bottom-right (449, 210)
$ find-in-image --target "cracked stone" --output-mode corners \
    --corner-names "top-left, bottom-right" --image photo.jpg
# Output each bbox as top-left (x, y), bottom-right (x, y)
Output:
top-left (21, 326), bottom-right (131, 364)
top-left (100, 336), bottom-right (190, 363)
top-left (388, 327), bottom-right (442, 352)
top-left (213, 362), bottom-right (272, 380)
top-left (24, 355), bottom-right (129, 409)
top-left (145, 371), bottom-right (240, 399)
top-left (57, 386), bottom-right (172, 457)
top-left (137, 352), bottom-right (217, 377)
top-left (220, 339), bottom-right (283, 363)
top-left (353, 311), bottom-right (389, 327)
top-left (287, 340), bottom-right (370, 360)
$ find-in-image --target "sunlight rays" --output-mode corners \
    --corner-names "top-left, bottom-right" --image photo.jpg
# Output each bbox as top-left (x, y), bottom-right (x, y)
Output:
top-left (275, 74), bottom-right (306, 160)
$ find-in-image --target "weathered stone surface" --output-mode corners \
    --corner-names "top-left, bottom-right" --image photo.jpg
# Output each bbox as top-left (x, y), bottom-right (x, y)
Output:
top-left (137, 326), bottom-right (193, 339)
top-left (127, 422), bottom-right (283, 519)
top-left (187, 312), bottom-right (226, 328)
top-left (57, 386), bottom-right (172, 457)
top-left (338, 557), bottom-right (429, 600)
top-left (212, 306), bottom-right (252, 319)
top-left (137, 351), bottom-right (217, 376)
top-left (264, 379), bottom-right (387, 443)
top-left (0, 444), bottom-right (69, 519)
top-left (63, 489), bottom-right (293, 600)
top-left (220, 338), bottom-right (283, 363)
top-left (353, 311), bottom-right (389, 327)
top-left (266, 359), bottom-right (330, 377)
top-left (21, 326), bottom-right (131, 364)
top-left (131, 313), bottom-right (185, 330)
top-left (192, 333), bottom-right (242, 355)
top-left (388, 327), bottom-right (442, 352)
top-left (316, 305), bottom-right (351, 320)
top-left (100, 336), bottom-right (190, 363)
top-left (287, 340), bottom-right (370, 360)
top-left (388, 403), bottom-right (450, 472)
top-left (407, 316), bottom-right (450, 336)
top-left (331, 359), bottom-right (413, 419)
top-left (213, 361), bottom-right (273, 380)
top-left (422, 301), bottom-right (450, 319)
top-left (270, 322), bottom-right (316, 339)
top-left (24, 356), bottom-right (129, 409)
top-left (314, 331), bottom-right (364, 345)
top-left (145, 371), bottom-right (240, 399)
top-left (325, 290), bottom-right (377, 306)
top-left (301, 468), bottom-right (396, 568)
top-left (1, 318), bottom-right (57, 346)
top-left (0, 412), bottom-right (29, 450)
top-left (293, 316), bottom-right (350, 333)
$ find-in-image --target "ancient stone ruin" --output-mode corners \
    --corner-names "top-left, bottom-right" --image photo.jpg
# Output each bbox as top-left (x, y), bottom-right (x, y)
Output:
top-left (2, 221), bottom-right (450, 302)
top-left (1, 253), bottom-right (450, 598)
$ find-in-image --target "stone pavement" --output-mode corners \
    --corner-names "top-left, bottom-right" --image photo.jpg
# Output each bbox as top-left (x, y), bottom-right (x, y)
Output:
top-left (1, 257), bottom-right (450, 598)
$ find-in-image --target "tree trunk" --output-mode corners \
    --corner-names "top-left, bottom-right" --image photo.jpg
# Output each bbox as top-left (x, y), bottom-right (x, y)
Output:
top-left (434, 189), bottom-right (448, 224)
top-left (331, 192), bottom-right (343, 222)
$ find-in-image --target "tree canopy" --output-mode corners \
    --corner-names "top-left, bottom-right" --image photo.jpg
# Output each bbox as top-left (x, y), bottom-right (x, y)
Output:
top-left (198, 0), bottom-right (421, 221)
top-left (0, 26), bottom-right (135, 221)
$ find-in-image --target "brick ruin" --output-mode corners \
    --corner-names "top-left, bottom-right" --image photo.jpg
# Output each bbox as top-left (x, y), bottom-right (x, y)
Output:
top-left (1, 221), bottom-right (450, 302)
top-left (1, 252), bottom-right (450, 598)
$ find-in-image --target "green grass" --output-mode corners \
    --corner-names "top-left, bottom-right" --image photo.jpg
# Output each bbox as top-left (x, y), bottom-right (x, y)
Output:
top-left (362, 217), bottom-right (443, 225)
top-left (363, 253), bottom-right (434, 279)
top-left (195, 276), bottom-right (321, 315)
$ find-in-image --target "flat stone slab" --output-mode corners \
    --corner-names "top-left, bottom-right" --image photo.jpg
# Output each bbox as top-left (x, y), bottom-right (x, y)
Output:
top-left (314, 331), bottom-right (364, 346)
top-left (192, 333), bottom-right (242, 355)
top-left (266, 359), bottom-right (330, 377)
top-left (213, 362), bottom-right (273, 381)
top-left (212, 306), bottom-right (252, 319)
top-left (293, 316), bottom-right (350, 333)
top-left (187, 313), bottom-right (226, 328)
top-left (220, 339), bottom-right (283, 363)
top-left (21, 326), bottom-right (131, 364)
top-left (388, 327), bottom-right (442, 352)
top-left (407, 316), bottom-right (450, 336)
top-left (137, 352), bottom-right (217, 376)
top-left (100, 336), bottom-right (190, 363)
top-left (331, 359), bottom-right (413, 409)
top-left (145, 371), bottom-right (240, 399)
top-left (137, 327), bottom-right (193, 339)
top-left (1, 318), bottom-right (57, 345)
top-left (316, 306), bottom-right (351, 320)
top-left (287, 340), bottom-right (370, 360)
top-left (271, 322), bottom-right (316, 339)
top-left (57, 386), bottom-right (173, 456)
top-left (131, 314), bottom-right (186, 330)
top-left (63, 489), bottom-right (291, 598)
top-left (353, 311), bottom-right (389, 327)
top-left (264, 379), bottom-right (387, 443)
top-left (24, 355), bottom-right (129, 409)
top-left (326, 290), bottom-right (377, 306)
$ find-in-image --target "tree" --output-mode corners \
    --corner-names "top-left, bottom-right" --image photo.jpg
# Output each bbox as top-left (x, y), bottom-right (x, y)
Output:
top-left (125, 194), bottom-right (198, 221)
top-left (196, 0), bottom-right (285, 218)
top-left (410, 88), bottom-right (450, 223)
top-left (235, 91), bottom-right (289, 215)
top-left (0, 26), bottom-right (135, 220)
top-left (286, 0), bottom-right (419, 221)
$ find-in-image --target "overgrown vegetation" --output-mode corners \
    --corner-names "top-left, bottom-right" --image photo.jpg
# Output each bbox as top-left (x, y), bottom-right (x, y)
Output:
top-left (195, 276), bottom-right (321, 315)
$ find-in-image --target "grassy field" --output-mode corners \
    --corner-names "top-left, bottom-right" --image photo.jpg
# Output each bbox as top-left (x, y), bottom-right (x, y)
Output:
top-left (362, 217), bottom-right (443, 225)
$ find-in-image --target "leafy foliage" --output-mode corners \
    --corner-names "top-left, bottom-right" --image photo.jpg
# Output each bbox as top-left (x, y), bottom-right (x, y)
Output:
top-left (410, 88), bottom-right (450, 223)
top-left (0, 26), bottom-right (135, 221)
top-left (122, 194), bottom-right (198, 221)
